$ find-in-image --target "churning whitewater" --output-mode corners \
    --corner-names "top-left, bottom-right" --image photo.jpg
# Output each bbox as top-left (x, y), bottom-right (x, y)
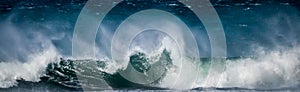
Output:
top-left (0, 43), bottom-right (299, 89)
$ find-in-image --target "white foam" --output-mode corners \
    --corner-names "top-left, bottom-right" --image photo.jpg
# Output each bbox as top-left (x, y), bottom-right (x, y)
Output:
top-left (0, 45), bottom-right (59, 88)
top-left (217, 46), bottom-right (300, 89)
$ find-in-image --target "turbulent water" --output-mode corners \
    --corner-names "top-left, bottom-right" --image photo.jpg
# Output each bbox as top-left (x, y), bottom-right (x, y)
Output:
top-left (0, 0), bottom-right (300, 91)
top-left (1, 46), bottom-right (300, 91)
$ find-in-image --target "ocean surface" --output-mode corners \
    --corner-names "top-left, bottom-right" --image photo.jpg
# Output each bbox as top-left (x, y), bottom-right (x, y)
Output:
top-left (0, 0), bottom-right (300, 91)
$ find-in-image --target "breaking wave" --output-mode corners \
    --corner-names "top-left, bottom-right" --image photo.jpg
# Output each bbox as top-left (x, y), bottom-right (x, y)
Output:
top-left (0, 45), bottom-right (299, 90)
top-left (219, 46), bottom-right (300, 89)
top-left (0, 45), bottom-right (59, 88)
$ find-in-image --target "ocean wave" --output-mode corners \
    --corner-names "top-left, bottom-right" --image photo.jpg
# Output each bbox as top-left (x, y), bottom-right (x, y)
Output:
top-left (0, 45), bottom-right (59, 88)
top-left (0, 45), bottom-right (299, 90)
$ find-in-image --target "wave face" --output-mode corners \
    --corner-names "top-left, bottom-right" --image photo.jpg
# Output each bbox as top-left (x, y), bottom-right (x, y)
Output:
top-left (44, 48), bottom-right (175, 90)
top-left (0, 0), bottom-right (300, 91)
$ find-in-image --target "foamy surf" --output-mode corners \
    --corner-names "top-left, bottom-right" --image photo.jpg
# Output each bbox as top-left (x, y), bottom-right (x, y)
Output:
top-left (0, 46), bottom-right (299, 90)
top-left (0, 45), bottom-right (59, 88)
top-left (218, 46), bottom-right (300, 89)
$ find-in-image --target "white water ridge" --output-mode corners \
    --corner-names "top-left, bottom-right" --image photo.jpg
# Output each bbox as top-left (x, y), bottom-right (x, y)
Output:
top-left (218, 46), bottom-right (300, 89)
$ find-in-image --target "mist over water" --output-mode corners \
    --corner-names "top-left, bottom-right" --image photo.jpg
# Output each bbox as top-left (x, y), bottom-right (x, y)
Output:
top-left (0, 0), bottom-right (299, 90)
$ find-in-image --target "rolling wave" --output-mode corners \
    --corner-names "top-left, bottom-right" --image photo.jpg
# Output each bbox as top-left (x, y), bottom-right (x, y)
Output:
top-left (0, 45), bottom-right (299, 90)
